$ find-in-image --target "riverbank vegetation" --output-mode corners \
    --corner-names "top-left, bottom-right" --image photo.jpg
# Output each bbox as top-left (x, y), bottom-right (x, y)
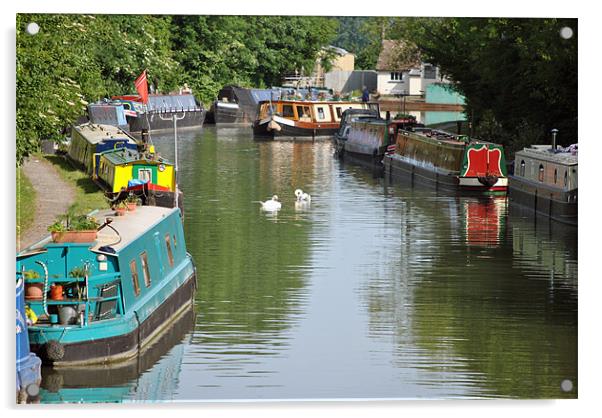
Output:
top-left (16, 14), bottom-right (338, 164)
top-left (16, 167), bottom-right (35, 240)
top-left (44, 155), bottom-right (108, 214)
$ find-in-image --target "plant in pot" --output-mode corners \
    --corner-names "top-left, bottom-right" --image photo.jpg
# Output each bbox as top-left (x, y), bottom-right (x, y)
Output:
top-left (47, 206), bottom-right (100, 243)
top-left (23, 269), bottom-right (44, 300)
top-left (113, 201), bottom-right (128, 216)
top-left (125, 193), bottom-right (141, 212)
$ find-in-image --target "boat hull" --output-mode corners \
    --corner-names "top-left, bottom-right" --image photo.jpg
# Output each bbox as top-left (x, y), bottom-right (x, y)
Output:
top-left (128, 109), bottom-right (206, 132)
top-left (384, 154), bottom-right (508, 194)
top-left (508, 175), bottom-right (577, 225)
top-left (253, 118), bottom-right (338, 140)
top-left (29, 271), bottom-right (196, 367)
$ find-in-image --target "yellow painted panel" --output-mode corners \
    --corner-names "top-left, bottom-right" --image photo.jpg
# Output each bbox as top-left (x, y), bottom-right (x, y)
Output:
top-left (157, 165), bottom-right (176, 191)
top-left (112, 164), bottom-right (133, 192)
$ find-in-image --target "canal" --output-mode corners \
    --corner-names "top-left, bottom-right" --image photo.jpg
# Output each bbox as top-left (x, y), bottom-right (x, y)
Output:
top-left (39, 126), bottom-right (578, 402)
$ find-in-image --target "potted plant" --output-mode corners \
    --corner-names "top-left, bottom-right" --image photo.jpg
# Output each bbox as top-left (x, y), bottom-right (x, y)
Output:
top-left (23, 270), bottom-right (43, 300)
top-left (47, 207), bottom-right (100, 243)
top-left (125, 194), bottom-right (141, 212)
top-left (113, 201), bottom-right (128, 216)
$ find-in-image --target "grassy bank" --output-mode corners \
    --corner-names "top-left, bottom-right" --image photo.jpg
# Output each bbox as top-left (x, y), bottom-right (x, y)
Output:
top-left (44, 154), bottom-right (108, 214)
top-left (16, 167), bottom-right (35, 241)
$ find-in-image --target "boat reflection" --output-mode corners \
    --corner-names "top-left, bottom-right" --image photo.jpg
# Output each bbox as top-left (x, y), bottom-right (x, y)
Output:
top-left (39, 305), bottom-right (195, 403)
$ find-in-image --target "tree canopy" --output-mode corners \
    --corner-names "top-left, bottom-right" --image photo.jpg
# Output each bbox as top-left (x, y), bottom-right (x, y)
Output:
top-left (16, 14), bottom-right (338, 164)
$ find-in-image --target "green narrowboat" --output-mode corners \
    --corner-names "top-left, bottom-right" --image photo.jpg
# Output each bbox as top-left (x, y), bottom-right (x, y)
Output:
top-left (16, 206), bottom-right (196, 367)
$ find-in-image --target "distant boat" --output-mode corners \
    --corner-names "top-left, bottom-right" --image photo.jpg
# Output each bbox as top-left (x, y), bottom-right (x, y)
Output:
top-left (384, 127), bottom-right (508, 194)
top-left (110, 93), bottom-right (206, 133)
top-left (18, 205), bottom-right (196, 367)
top-left (334, 110), bottom-right (421, 168)
top-left (508, 143), bottom-right (577, 225)
top-left (207, 86), bottom-right (283, 125)
top-left (253, 99), bottom-right (379, 140)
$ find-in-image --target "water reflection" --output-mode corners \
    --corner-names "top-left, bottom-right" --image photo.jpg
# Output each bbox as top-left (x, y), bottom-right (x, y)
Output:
top-left (42, 126), bottom-right (577, 402)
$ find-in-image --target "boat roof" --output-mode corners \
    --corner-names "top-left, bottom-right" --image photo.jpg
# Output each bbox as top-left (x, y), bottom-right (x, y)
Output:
top-left (73, 123), bottom-right (137, 145)
top-left (101, 148), bottom-right (173, 166)
top-left (259, 99), bottom-right (363, 105)
top-left (17, 206), bottom-right (178, 257)
top-left (516, 144), bottom-right (578, 165)
top-left (91, 206), bottom-right (178, 253)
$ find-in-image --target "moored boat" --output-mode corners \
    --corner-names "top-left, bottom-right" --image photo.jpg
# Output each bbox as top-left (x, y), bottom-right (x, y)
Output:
top-left (253, 99), bottom-right (378, 140)
top-left (95, 146), bottom-right (182, 211)
top-left (16, 277), bottom-right (42, 402)
top-left (67, 123), bottom-right (139, 176)
top-left (508, 143), bottom-right (577, 225)
top-left (335, 110), bottom-right (421, 168)
top-left (384, 127), bottom-right (508, 194)
top-left (207, 85), bottom-right (282, 125)
top-left (112, 93), bottom-right (206, 133)
top-left (16, 205), bottom-right (196, 367)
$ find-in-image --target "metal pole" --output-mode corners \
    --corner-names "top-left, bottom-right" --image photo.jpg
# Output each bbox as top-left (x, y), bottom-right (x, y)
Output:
top-left (159, 112), bottom-right (185, 209)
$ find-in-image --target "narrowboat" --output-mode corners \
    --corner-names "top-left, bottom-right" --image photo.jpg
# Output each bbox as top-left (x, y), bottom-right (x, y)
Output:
top-left (253, 99), bottom-right (379, 140)
top-left (16, 205), bottom-right (196, 367)
top-left (508, 143), bottom-right (577, 225)
top-left (16, 277), bottom-right (42, 402)
top-left (207, 86), bottom-right (282, 124)
top-left (95, 147), bottom-right (182, 210)
top-left (384, 127), bottom-right (508, 194)
top-left (335, 111), bottom-right (421, 168)
top-left (68, 123), bottom-right (139, 176)
top-left (112, 93), bottom-right (206, 133)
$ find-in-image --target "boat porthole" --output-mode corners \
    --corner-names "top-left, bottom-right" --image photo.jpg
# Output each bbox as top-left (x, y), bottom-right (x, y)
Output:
top-left (158, 164), bottom-right (165, 172)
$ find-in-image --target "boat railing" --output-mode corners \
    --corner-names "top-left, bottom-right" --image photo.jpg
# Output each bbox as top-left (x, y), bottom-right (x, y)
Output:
top-left (22, 272), bottom-right (124, 327)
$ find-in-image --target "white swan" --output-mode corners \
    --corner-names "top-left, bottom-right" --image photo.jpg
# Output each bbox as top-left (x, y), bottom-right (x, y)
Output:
top-left (257, 195), bottom-right (282, 212)
top-left (294, 188), bottom-right (311, 203)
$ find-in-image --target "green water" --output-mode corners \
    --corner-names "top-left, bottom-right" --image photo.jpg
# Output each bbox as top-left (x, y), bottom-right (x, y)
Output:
top-left (39, 126), bottom-right (577, 402)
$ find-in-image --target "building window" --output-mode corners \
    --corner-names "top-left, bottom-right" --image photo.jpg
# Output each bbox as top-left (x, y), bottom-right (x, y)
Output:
top-left (424, 65), bottom-right (437, 79)
top-left (538, 164), bottom-right (544, 182)
top-left (140, 252), bottom-right (151, 288)
top-left (130, 260), bottom-right (140, 296)
top-left (390, 72), bottom-right (402, 81)
top-left (520, 160), bottom-right (525, 177)
top-left (165, 234), bottom-right (174, 267)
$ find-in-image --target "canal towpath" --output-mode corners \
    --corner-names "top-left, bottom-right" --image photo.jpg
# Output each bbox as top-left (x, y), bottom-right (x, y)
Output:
top-left (17, 156), bottom-right (76, 252)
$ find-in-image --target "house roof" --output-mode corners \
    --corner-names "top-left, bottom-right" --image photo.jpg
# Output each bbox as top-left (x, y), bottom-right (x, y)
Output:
top-left (376, 40), bottom-right (421, 71)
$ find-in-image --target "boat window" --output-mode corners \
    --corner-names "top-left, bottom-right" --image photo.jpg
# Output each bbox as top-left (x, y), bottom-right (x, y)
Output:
top-left (564, 171), bottom-right (568, 187)
top-left (165, 234), bottom-right (174, 267)
top-left (538, 164), bottom-right (544, 182)
top-left (122, 103), bottom-right (131, 110)
top-left (317, 107), bottom-right (327, 120)
top-left (554, 168), bottom-right (558, 184)
top-left (130, 260), bottom-right (140, 296)
top-left (296, 106), bottom-right (311, 121)
top-left (282, 105), bottom-right (294, 118)
top-left (520, 160), bottom-right (525, 177)
top-left (140, 251), bottom-right (151, 287)
top-left (173, 234), bottom-right (177, 249)
top-left (138, 168), bottom-right (152, 182)
top-left (335, 107), bottom-right (343, 118)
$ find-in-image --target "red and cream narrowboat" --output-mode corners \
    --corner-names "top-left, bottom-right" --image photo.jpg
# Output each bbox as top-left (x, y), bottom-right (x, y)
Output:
top-left (253, 99), bottom-right (379, 140)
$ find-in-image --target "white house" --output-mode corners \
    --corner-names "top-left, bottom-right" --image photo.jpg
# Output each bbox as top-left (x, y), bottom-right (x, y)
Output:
top-left (376, 40), bottom-right (446, 97)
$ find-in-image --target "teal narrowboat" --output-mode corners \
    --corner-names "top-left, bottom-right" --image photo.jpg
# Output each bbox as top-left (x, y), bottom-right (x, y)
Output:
top-left (16, 206), bottom-right (196, 367)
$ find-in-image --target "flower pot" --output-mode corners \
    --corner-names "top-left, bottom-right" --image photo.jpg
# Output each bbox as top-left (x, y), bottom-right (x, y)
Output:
top-left (50, 284), bottom-right (63, 300)
top-left (115, 208), bottom-right (127, 216)
top-left (51, 230), bottom-right (97, 243)
top-left (126, 203), bottom-right (137, 212)
top-left (25, 283), bottom-right (44, 300)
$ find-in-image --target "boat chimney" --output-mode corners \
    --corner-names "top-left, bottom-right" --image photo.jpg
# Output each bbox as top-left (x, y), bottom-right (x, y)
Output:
top-left (551, 128), bottom-right (558, 152)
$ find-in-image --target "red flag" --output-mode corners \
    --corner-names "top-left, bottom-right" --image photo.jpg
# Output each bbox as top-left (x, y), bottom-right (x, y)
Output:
top-left (134, 70), bottom-right (149, 104)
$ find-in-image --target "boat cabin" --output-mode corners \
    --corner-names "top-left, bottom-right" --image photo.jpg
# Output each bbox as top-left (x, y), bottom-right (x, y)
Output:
top-left (513, 145), bottom-right (578, 192)
top-left (257, 100), bottom-right (378, 125)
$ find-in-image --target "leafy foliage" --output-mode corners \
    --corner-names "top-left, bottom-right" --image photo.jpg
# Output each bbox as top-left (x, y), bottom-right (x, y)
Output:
top-left (16, 15), bottom-right (338, 163)
top-left (392, 17), bottom-right (578, 152)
